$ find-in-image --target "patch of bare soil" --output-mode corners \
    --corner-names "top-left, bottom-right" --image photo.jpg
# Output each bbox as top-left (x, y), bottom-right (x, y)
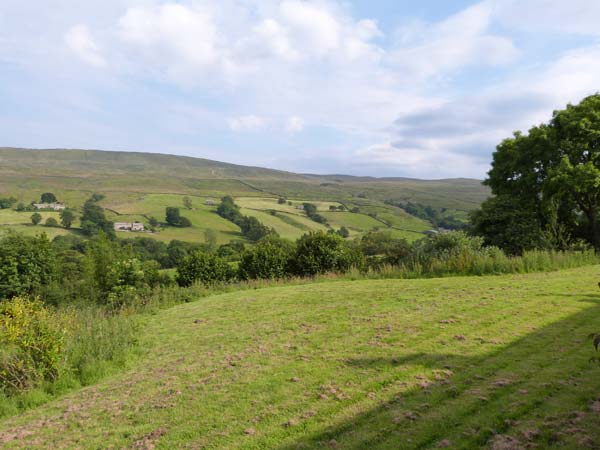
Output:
top-left (131, 427), bottom-right (167, 450)
top-left (488, 434), bottom-right (524, 450)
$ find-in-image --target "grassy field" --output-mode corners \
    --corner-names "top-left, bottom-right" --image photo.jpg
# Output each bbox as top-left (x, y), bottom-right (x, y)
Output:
top-left (0, 210), bottom-right (76, 239)
top-left (0, 149), bottom-right (489, 245)
top-left (2, 267), bottom-right (600, 449)
top-left (236, 197), bottom-right (431, 241)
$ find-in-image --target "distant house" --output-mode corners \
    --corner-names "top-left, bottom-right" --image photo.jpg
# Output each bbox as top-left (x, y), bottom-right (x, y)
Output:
top-left (33, 202), bottom-right (65, 211)
top-left (205, 199), bottom-right (215, 206)
top-left (114, 222), bottom-right (145, 232)
top-left (296, 204), bottom-right (305, 210)
top-left (424, 229), bottom-right (439, 236)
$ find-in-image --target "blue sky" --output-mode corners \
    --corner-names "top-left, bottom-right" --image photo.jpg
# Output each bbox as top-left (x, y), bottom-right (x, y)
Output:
top-left (1, 1), bottom-right (600, 179)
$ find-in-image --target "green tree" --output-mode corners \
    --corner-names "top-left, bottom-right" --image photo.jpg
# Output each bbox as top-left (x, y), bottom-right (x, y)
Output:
top-left (0, 232), bottom-right (56, 299)
top-left (292, 231), bottom-right (364, 276)
top-left (40, 192), bottom-right (57, 203)
top-left (477, 94), bottom-right (600, 250)
top-left (165, 207), bottom-right (181, 226)
top-left (470, 195), bottom-right (544, 255)
top-left (31, 212), bottom-right (42, 225)
top-left (59, 209), bottom-right (75, 229)
top-left (178, 216), bottom-right (192, 228)
top-left (360, 231), bottom-right (411, 265)
top-left (176, 251), bottom-right (233, 287)
top-left (238, 236), bottom-right (294, 280)
top-left (80, 196), bottom-right (114, 238)
top-left (336, 226), bottom-right (350, 238)
top-left (45, 217), bottom-right (58, 227)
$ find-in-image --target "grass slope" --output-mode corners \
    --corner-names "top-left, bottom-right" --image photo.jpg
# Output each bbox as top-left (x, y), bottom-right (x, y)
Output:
top-left (2, 267), bottom-right (600, 449)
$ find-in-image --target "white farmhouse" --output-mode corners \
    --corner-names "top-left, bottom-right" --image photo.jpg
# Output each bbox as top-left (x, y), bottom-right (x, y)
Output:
top-left (114, 222), bottom-right (145, 232)
top-left (33, 202), bottom-right (66, 211)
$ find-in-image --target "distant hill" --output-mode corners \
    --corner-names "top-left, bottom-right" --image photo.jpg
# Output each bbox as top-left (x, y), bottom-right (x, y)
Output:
top-left (0, 148), bottom-right (488, 207)
top-left (0, 148), bottom-right (490, 244)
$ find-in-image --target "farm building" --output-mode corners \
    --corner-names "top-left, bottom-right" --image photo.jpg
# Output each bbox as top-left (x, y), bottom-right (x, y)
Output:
top-left (114, 222), bottom-right (145, 232)
top-left (205, 199), bottom-right (215, 206)
top-left (33, 202), bottom-right (66, 211)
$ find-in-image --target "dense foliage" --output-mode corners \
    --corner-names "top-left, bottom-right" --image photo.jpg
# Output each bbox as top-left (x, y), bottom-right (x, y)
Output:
top-left (176, 251), bottom-right (234, 287)
top-left (0, 233), bottom-right (55, 300)
top-left (391, 201), bottom-right (468, 230)
top-left (80, 195), bottom-right (114, 238)
top-left (216, 196), bottom-right (275, 242)
top-left (165, 206), bottom-right (191, 227)
top-left (0, 197), bottom-right (16, 209)
top-left (0, 297), bottom-right (70, 392)
top-left (302, 202), bottom-right (328, 224)
top-left (40, 193), bottom-right (57, 203)
top-left (473, 94), bottom-right (600, 253)
top-left (292, 231), bottom-right (364, 276)
top-left (238, 236), bottom-right (295, 280)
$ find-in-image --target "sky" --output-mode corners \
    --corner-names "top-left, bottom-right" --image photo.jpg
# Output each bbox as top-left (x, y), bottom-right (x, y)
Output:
top-left (1, 1), bottom-right (600, 179)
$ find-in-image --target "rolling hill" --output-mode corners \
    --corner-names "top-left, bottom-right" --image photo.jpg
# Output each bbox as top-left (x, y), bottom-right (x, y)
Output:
top-left (0, 148), bottom-right (490, 243)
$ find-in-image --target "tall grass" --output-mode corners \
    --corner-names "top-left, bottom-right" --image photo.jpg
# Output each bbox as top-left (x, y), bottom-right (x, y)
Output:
top-left (0, 304), bottom-right (139, 418)
top-left (360, 249), bottom-right (600, 280)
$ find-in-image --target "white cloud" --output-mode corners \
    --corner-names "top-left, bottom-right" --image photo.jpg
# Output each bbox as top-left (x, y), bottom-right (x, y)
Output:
top-left (64, 24), bottom-right (106, 68)
top-left (388, 2), bottom-right (518, 80)
top-left (285, 116), bottom-right (304, 134)
top-left (5, 0), bottom-right (600, 178)
top-left (494, 0), bottom-right (600, 36)
top-left (229, 115), bottom-right (266, 132)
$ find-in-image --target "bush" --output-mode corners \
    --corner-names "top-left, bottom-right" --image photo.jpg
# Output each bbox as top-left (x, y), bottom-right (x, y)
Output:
top-left (45, 217), bottom-right (59, 227)
top-left (0, 297), bottom-right (72, 393)
top-left (176, 252), bottom-right (234, 287)
top-left (292, 231), bottom-right (364, 276)
top-left (238, 236), bottom-right (295, 280)
top-left (31, 212), bottom-right (42, 225)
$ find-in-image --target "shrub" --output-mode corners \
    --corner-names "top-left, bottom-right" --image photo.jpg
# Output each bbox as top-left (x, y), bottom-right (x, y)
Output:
top-left (176, 252), bottom-right (234, 287)
top-left (292, 231), bottom-right (364, 276)
top-left (238, 236), bottom-right (295, 280)
top-left (45, 217), bottom-right (58, 227)
top-left (31, 212), bottom-right (42, 225)
top-left (0, 297), bottom-right (72, 393)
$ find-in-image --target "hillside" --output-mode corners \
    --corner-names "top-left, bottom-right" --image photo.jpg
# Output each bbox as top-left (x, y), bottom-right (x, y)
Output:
top-left (1, 267), bottom-right (599, 449)
top-left (0, 148), bottom-right (490, 243)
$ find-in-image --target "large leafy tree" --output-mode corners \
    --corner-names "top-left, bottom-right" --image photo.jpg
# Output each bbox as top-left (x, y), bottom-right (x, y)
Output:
top-left (40, 192), bottom-right (57, 203)
top-left (476, 94), bottom-right (600, 251)
top-left (0, 233), bottom-right (56, 299)
top-left (80, 196), bottom-right (114, 238)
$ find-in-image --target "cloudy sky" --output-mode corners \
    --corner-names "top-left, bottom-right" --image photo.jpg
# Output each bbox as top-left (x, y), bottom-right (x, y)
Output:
top-left (1, 0), bottom-right (599, 178)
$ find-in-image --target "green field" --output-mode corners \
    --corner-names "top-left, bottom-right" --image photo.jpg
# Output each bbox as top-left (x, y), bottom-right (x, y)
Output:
top-left (103, 194), bottom-right (242, 244)
top-left (236, 197), bottom-right (431, 241)
top-left (0, 210), bottom-right (75, 239)
top-left (2, 267), bottom-right (600, 449)
top-left (0, 148), bottom-right (489, 245)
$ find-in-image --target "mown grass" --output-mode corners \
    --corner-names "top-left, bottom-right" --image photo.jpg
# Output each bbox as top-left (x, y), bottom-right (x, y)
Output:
top-left (1, 267), bottom-right (600, 449)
